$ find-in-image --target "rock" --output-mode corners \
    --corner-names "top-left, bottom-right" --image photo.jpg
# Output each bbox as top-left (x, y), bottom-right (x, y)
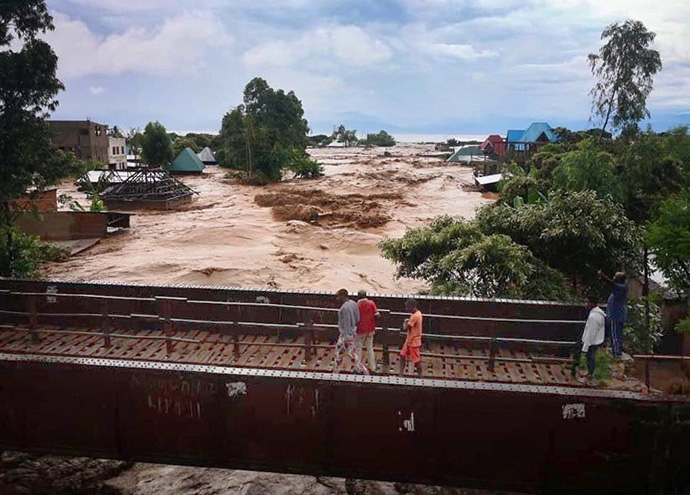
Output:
top-left (319, 244), bottom-right (329, 250)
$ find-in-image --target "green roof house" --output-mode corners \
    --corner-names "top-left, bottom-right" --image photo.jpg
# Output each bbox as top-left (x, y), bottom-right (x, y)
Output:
top-left (167, 147), bottom-right (205, 174)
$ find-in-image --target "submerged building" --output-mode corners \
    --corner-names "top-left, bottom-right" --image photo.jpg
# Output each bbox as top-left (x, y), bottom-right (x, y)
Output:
top-left (49, 120), bottom-right (109, 164)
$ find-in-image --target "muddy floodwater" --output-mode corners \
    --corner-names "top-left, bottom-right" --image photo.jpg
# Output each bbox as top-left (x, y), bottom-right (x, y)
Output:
top-left (22, 145), bottom-right (513, 494)
top-left (44, 144), bottom-right (492, 294)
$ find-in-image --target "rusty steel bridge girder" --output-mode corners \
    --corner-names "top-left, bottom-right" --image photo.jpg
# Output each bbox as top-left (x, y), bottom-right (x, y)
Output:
top-left (1, 353), bottom-right (689, 494)
top-left (1, 279), bottom-right (690, 493)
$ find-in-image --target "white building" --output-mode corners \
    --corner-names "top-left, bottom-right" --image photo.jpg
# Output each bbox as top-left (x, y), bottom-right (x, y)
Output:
top-left (108, 137), bottom-right (127, 170)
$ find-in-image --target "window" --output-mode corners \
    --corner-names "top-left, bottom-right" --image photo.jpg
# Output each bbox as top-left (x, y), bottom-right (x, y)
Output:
top-left (112, 147), bottom-right (117, 155)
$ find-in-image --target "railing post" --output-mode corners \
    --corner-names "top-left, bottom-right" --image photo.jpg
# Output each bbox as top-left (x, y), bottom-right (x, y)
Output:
top-left (101, 299), bottom-right (111, 348)
top-left (488, 324), bottom-right (497, 372)
top-left (645, 359), bottom-right (651, 393)
top-left (232, 333), bottom-right (241, 360)
top-left (156, 296), bottom-right (174, 355)
top-left (28, 294), bottom-right (39, 343)
top-left (304, 315), bottom-right (314, 361)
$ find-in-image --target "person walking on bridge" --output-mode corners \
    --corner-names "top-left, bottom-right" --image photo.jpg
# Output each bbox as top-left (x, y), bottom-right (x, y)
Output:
top-left (356, 290), bottom-right (379, 374)
top-left (399, 298), bottom-right (423, 376)
top-left (333, 289), bottom-right (369, 375)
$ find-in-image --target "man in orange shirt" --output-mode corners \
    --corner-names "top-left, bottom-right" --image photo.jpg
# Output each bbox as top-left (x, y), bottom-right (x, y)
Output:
top-left (399, 298), bottom-right (423, 376)
top-left (355, 290), bottom-right (379, 374)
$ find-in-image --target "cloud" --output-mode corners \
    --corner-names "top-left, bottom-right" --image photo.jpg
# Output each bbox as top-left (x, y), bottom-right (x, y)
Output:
top-left (425, 43), bottom-right (498, 60)
top-left (242, 25), bottom-right (392, 68)
top-left (46, 11), bottom-right (232, 79)
top-left (88, 86), bottom-right (105, 95)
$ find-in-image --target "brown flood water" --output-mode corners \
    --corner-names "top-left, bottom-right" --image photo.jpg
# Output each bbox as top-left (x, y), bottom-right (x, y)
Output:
top-left (44, 144), bottom-right (493, 294)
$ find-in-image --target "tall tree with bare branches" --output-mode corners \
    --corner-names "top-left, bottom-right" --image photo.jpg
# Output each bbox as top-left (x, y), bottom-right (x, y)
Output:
top-left (589, 20), bottom-right (662, 137)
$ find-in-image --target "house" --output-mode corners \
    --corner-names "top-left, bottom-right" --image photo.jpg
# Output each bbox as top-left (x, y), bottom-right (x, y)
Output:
top-left (167, 147), bottom-right (205, 174)
top-left (480, 135), bottom-right (506, 156)
top-left (505, 122), bottom-right (558, 153)
top-left (48, 120), bottom-right (109, 164)
top-left (197, 147), bottom-right (218, 165)
top-left (108, 137), bottom-right (127, 170)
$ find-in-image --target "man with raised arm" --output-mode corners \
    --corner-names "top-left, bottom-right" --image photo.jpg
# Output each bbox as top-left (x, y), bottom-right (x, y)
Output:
top-left (598, 269), bottom-right (629, 359)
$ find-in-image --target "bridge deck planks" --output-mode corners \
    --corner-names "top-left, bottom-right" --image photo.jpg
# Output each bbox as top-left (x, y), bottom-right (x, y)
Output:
top-left (0, 325), bottom-right (587, 388)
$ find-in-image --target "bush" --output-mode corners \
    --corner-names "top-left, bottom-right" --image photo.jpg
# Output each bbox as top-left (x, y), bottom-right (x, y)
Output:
top-left (287, 152), bottom-right (324, 179)
top-left (623, 298), bottom-right (663, 354)
top-left (0, 227), bottom-right (69, 278)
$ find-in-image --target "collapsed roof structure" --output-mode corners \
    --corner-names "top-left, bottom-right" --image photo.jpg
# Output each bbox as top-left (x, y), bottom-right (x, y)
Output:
top-left (447, 145), bottom-right (491, 163)
top-left (101, 168), bottom-right (196, 209)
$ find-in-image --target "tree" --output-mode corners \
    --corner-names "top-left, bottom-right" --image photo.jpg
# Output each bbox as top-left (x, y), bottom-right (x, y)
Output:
top-left (219, 77), bottom-right (312, 182)
top-left (171, 137), bottom-right (199, 158)
top-left (647, 192), bottom-right (690, 294)
top-left (476, 191), bottom-right (642, 291)
top-left (588, 20), bottom-right (662, 136)
top-left (332, 125), bottom-right (358, 147)
top-left (379, 216), bottom-right (570, 299)
top-left (126, 127), bottom-right (143, 160)
top-left (362, 130), bottom-right (396, 147)
top-left (552, 139), bottom-right (622, 201)
top-left (140, 121), bottom-right (172, 168)
top-left (0, 0), bottom-right (76, 276)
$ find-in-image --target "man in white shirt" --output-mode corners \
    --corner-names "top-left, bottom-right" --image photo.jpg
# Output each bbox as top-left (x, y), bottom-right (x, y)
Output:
top-left (572, 295), bottom-right (606, 382)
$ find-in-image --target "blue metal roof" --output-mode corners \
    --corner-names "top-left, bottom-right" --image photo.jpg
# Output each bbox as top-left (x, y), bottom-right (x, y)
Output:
top-left (520, 122), bottom-right (557, 143)
top-left (506, 129), bottom-right (524, 142)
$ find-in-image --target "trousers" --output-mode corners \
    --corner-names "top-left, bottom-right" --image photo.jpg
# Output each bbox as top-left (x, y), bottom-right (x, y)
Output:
top-left (333, 335), bottom-right (368, 374)
top-left (354, 333), bottom-right (376, 372)
top-left (610, 319), bottom-right (624, 357)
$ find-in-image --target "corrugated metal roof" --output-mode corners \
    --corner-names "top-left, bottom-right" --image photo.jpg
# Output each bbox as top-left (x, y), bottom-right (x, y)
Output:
top-left (506, 130), bottom-right (524, 142)
top-left (168, 147), bottom-right (205, 173)
top-left (197, 147), bottom-right (217, 164)
top-left (475, 173), bottom-right (503, 186)
top-left (521, 122), bottom-right (557, 143)
top-left (447, 145), bottom-right (482, 162)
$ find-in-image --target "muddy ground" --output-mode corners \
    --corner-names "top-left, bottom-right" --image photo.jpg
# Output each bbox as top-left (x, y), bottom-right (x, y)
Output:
top-left (22, 144), bottom-right (510, 495)
top-left (43, 144), bottom-right (492, 293)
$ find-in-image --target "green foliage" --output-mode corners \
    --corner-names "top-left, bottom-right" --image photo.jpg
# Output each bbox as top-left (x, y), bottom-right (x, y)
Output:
top-left (362, 130), bottom-right (396, 147)
top-left (588, 20), bottom-right (662, 134)
top-left (141, 121), bottom-right (172, 168)
top-left (286, 151), bottom-right (324, 179)
top-left (126, 127), bottom-right (143, 158)
top-left (379, 216), bottom-right (570, 300)
top-left (0, 226), bottom-right (68, 278)
top-left (618, 131), bottom-right (685, 223)
top-left (0, 0), bottom-right (78, 276)
top-left (647, 191), bottom-right (690, 293)
top-left (675, 318), bottom-right (690, 334)
top-left (308, 134), bottom-right (331, 147)
top-left (552, 139), bottom-right (622, 201)
top-left (623, 298), bottom-right (663, 353)
top-left (184, 132), bottom-right (212, 150)
top-left (219, 77), bottom-right (310, 182)
top-left (477, 191), bottom-right (642, 289)
top-left (332, 124), bottom-right (358, 146)
top-left (171, 138), bottom-right (199, 158)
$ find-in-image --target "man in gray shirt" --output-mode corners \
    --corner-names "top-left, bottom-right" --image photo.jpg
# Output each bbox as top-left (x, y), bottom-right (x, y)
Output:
top-left (333, 288), bottom-right (369, 375)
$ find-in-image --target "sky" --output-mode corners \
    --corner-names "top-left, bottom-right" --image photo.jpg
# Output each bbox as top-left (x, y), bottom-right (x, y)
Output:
top-left (42, 0), bottom-right (690, 136)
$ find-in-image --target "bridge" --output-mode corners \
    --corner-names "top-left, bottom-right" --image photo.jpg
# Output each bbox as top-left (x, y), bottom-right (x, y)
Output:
top-left (0, 279), bottom-right (689, 494)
